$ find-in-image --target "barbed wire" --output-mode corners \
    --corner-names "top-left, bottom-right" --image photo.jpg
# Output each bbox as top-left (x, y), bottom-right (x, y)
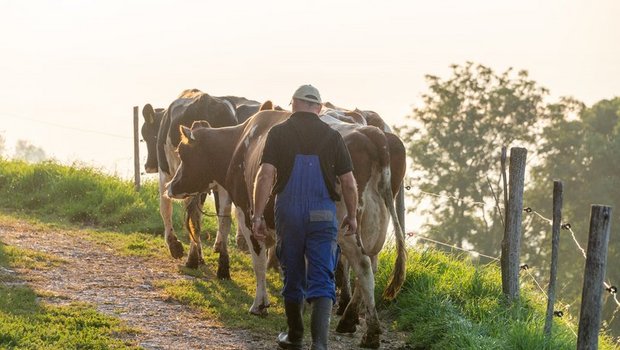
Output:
top-left (400, 183), bottom-right (620, 331)
top-left (406, 227), bottom-right (579, 336)
top-left (408, 232), bottom-right (499, 261)
top-left (526, 209), bottom-right (620, 311)
top-left (0, 112), bottom-right (131, 139)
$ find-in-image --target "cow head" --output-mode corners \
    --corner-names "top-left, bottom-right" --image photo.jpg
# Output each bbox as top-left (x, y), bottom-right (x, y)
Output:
top-left (141, 104), bottom-right (164, 173)
top-left (167, 122), bottom-right (214, 199)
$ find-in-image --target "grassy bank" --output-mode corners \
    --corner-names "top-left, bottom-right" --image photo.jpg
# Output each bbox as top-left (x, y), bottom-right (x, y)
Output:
top-left (0, 241), bottom-right (139, 349)
top-left (0, 159), bottom-right (618, 349)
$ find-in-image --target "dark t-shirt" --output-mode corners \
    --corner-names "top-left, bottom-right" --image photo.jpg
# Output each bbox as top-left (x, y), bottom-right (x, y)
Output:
top-left (260, 111), bottom-right (353, 201)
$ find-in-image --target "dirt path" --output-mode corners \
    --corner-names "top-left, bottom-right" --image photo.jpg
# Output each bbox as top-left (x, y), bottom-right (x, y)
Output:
top-left (0, 220), bottom-right (410, 350)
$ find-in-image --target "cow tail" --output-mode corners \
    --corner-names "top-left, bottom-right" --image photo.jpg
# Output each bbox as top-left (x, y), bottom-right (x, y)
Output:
top-left (185, 195), bottom-right (206, 246)
top-left (359, 126), bottom-right (407, 300)
top-left (380, 165), bottom-right (407, 300)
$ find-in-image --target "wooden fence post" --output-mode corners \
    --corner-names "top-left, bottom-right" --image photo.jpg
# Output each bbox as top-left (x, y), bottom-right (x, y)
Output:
top-left (577, 205), bottom-right (612, 350)
top-left (501, 147), bottom-right (527, 302)
top-left (544, 180), bottom-right (563, 339)
top-left (133, 106), bottom-right (141, 192)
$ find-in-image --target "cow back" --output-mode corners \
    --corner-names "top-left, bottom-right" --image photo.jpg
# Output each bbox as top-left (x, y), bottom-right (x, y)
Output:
top-left (157, 90), bottom-right (238, 175)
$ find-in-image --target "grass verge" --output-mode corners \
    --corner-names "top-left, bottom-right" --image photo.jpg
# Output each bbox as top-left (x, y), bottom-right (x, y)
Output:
top-left (0, 241), bottom-right (139, 349)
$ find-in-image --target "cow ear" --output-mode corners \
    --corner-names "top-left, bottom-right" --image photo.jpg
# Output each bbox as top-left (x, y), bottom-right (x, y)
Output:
top-left (259, 100), bottom-right (274, 111)
top-left (143, 104), bottom-right (155, 124)
top-left (180, 125), bottom-right (195, 144)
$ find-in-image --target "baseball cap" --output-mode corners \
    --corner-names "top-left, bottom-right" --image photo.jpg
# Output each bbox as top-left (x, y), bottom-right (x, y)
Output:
top-left (292, 84), bottom-right (322, 104)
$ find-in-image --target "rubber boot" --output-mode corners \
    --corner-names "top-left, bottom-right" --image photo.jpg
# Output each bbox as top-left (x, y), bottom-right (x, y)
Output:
top-left (310, 298), bottom-right (333, 350)
top-left (277, 301), bottom-right (304, 349)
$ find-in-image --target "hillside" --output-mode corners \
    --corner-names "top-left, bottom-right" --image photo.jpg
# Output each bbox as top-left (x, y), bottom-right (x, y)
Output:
top-left (0, 159), bottom-right (618, 349)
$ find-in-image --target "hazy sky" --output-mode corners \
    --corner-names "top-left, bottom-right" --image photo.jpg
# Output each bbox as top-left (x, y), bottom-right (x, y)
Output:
top-left (1, 0), bottom-right (618, 178)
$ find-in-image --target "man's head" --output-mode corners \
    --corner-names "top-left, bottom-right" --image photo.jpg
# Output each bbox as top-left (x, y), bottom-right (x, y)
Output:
top-left (291, 84), bottom-right (322, 114)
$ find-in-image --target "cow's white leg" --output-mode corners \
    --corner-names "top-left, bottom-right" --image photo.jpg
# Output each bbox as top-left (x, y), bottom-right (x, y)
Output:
top-left (159, 172), bottom-right (183, 259)
top-left (336, 234), bottom-right (382, 349)
top-left (236, 208), bottom-right (270, 315)
top-left (184, 196), bottom-right (205, 268)
top-left (336, 254), bottom-right (352, 316)
top-left (213, 185), bottom-right (232, 279)
top-left (213, 186), bottom-right (233, 253)
top-left (370, 254), bottom-right (379, 274)
top-left (236, 221), bottom-right (249, 252)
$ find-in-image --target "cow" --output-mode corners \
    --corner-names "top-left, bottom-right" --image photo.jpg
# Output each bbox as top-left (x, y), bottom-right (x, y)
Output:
top-left (320, 105), bottom-right (407, 317)
top-left (167, 107), bottom-right (407, 348)
top-left (141, 89), bottom-right (240, 276)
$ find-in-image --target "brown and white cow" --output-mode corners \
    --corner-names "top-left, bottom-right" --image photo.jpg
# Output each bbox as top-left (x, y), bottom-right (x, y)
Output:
top-left (141, 89), bottom-right (240, 274)
top-left (320, 106), bottom-right (407, 318)
top-left (167, 107), bottom-right (407, 348)
top-left (143, 94), bottom-right (264, 262)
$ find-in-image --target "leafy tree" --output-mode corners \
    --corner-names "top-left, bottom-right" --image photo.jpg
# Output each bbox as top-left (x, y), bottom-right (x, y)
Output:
top-left (397, 62), bottom-right (550, 256)
top-left (524, 97), bottom-right (620, 336)
top-left (14, 140), bottom-right (46, 163)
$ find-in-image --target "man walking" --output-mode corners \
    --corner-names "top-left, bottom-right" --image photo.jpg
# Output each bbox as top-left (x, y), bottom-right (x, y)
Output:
top-left (251, 84), bottom-right (358, 350)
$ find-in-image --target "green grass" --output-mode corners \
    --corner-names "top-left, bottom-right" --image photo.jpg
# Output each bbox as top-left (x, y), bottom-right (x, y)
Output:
top-left (0, 242), bottom-right (139, 349)
top-left (375, 248), bottom-right (618, 349)
top-left (0, 159), bottom-right (185, 233)
top-left (0, 159), bottom-right (619, 349)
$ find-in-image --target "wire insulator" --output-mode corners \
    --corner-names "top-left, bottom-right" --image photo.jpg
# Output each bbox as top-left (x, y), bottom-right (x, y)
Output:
top-left (554, 310), bottom-right (564, 318)
top-left (523, 207), bottom-right (532, 213)
top-left (405, 186), bottom-right (411, 191)
top-left (607, 286), bottom-right (618, 294)
top-left (520, 264), bottom-right (529, 271)
top-left (406, 232), bottom-right (415, 238)
top-left (561, 223), bottom-right (571, 230)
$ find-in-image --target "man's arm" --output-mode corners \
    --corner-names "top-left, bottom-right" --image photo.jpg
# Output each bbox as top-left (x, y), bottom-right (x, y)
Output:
top-left (251, 163), bottom-right (276, 241)
top-left (339, 171), bottom-right (358, 235)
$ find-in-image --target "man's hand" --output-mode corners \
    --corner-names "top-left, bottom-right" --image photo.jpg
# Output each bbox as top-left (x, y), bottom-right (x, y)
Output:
top-left (251, 217), bottom-right (267, 242)
top-left (341, 215), bottom-right (357, 236)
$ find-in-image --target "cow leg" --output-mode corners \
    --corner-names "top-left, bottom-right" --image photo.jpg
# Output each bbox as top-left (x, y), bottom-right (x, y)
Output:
top-left (236, 221), bottom-right (249, 252)
top-left (336, 277), bottom-right (362, 333)
top-left (212, 186), bottom-right (232, 279)
top-left (335, 255), bottom-right (352, 316)
top-left (184, 196), bottom-right (205, 269)
top-left (336, 236), bottom-right (382, 349)
top-left (237, 208), bottom-right (270, 315)
top-left (266, 246), bottom-right (280, 271)
top-left (159, 173), bottom-right (183, 259)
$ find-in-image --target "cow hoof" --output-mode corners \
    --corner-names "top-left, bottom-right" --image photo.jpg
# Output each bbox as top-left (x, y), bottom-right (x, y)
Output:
top-left (168, 240), bottom-right (184, 259)
top-left (185, 258), bottom-right (199, 269)
top-left (217, 252), bottom-right (231, 279)
top-left (249, 303), bottom-right (270, 317)
top-left (213, 241), bottom-right (223, 254)
top-left (335, 303), bottom-right (346, 316)
top-left (359, 334), bottom-right (380, 349)
top-left (335, 318), bottom-right (357, 334)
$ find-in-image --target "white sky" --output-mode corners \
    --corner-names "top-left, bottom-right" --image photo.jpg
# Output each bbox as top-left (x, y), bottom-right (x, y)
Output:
top-left (0, 0), bottom-right (619, 179)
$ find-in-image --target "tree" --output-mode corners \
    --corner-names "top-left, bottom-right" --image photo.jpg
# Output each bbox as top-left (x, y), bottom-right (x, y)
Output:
top-left (14, 139), bottom-right (46, 163)
top-left (397, 62), bottom-right (550, 256)
top-left (524, 97), bottom-right (620, 336)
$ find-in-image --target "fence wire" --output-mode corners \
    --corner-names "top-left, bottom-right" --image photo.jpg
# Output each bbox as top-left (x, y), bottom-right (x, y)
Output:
top-left (525, 209), bottom-right (620, 331)
top-left (400, 184), bottom-right (620, 332)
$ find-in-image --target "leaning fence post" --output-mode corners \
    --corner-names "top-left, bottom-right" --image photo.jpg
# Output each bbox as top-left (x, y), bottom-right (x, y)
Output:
top-left (133, 106), bottom-right (141, 192)
top-left (544, 180), bottom-right (563, 339)
top-left (577, 205), bottom-right (612, 350)
top-left (501, 147), bottom-right (527, 302)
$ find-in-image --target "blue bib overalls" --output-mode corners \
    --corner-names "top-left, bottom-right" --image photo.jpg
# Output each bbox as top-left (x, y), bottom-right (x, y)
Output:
top-left (275, 154), bottom-right (339, 304)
